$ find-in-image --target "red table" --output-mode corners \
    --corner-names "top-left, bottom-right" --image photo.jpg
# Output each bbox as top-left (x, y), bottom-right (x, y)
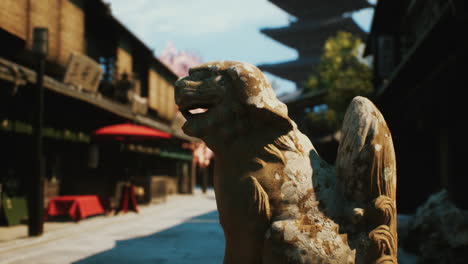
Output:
top-left (46, 195), bottom-right (105, 221)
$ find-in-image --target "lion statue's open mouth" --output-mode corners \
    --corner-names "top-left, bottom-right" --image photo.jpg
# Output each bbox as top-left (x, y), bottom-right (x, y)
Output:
top-left (175, 68), bottom-right (224, 135)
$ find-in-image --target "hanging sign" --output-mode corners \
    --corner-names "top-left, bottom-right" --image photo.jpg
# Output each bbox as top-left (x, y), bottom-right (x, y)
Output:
top-left (63, 52), bottom-right (103, 93)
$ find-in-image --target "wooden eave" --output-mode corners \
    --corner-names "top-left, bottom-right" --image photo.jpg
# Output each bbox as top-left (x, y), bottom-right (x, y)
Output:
top-left (258, 57), bottom-right (320, 86)
top-left (261, 16), bottom-right (367, 51)
top-left (0, 57), bottom-right (196, 142)
top-left (268, 0), bottom-right (371, 19)
top-left (262, 16), bottom-right (364, 35)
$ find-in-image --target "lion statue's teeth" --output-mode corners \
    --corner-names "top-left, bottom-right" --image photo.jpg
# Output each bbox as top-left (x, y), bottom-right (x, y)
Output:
top-left (188, 108), bottom-right (208, 114)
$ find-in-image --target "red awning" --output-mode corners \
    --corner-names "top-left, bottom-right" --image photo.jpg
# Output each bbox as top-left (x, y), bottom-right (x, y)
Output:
top-left (93, 123), bottom-right (171, 141)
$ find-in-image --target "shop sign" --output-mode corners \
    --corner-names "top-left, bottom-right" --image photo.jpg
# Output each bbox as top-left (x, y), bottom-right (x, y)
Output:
top-left (63, 53), bottom-right (103, 93)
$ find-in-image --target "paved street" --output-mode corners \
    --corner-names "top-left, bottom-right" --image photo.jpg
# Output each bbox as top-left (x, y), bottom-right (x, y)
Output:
top-left (0, 189), bottom-right (225, 264)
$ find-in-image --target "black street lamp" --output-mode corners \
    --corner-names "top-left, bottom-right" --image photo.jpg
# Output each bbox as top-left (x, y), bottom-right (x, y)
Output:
top-left (28, 27), bottom-right (48, 237)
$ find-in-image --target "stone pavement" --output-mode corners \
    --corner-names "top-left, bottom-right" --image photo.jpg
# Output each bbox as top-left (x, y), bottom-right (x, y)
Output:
top-left (0, 188), bottom-right (225, 264)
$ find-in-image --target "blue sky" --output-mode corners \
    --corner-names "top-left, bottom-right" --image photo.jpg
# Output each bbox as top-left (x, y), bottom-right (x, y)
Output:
top-left (104, 0), bottom-right (375, 95)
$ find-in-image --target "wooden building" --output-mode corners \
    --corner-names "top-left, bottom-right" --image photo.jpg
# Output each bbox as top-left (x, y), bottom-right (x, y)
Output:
top-left (364, 0), bottom-right (467, 212)
top-left (0, 0), bottom-right (181, 122)
top-left (0, 0), bottom-right (197, 226)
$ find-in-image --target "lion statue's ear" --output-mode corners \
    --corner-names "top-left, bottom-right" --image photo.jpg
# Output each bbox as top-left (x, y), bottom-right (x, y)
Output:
top-left (249, 106), bottom-right (293, 132)
top-left (225, 63), bottom-right (294, 133)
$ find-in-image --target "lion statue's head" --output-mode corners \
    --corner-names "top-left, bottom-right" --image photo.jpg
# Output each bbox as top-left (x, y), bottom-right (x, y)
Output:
top-left (174, 61), bottom-right (293, 150)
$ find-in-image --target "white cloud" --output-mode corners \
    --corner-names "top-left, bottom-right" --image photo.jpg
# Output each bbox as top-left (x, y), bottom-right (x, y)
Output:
top-left (155, 24), bottom-right (175, 33)
top-left (104, 0), bottom-right (289, 37)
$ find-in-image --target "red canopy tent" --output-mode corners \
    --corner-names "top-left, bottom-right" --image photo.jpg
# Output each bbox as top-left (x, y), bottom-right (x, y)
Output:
top-left (93, 123), bottom-right (171, 141)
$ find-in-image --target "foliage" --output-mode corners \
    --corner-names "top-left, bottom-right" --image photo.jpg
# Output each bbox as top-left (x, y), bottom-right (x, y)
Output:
top-left (305, 31), bottom-right (373, 132)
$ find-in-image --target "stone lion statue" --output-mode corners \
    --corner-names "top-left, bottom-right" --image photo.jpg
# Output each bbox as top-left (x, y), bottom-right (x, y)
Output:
top-left (174, 61), bottom-right (397, 264)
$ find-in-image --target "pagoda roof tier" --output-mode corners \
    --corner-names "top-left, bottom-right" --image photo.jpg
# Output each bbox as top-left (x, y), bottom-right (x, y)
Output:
top-left (269, 0), bottom-right (372, 19)
top-left (261, 16), bottom-right (367, 50)
top-left (258, 57), bottom-right (320, 87)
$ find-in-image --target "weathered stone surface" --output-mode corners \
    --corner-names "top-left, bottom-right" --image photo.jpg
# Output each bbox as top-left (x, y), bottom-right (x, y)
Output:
top-left (174, 61), bottom-right (398, 264)
top-left (335, 97), bottom-right (398, 264)
top-left (399, 190), bottom-right (468, 264)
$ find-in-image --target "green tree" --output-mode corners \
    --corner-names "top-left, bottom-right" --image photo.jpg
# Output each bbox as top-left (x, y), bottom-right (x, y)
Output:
top-left (305, 31), bottom-right (373, 133)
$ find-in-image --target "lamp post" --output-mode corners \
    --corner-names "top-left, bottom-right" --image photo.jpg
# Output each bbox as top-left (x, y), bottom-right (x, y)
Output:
top-left (28, 27), bottom-right (48, 237)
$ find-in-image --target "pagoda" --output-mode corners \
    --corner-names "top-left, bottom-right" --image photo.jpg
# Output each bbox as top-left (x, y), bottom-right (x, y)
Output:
top-left (259, 0), bottom-right (371, 89)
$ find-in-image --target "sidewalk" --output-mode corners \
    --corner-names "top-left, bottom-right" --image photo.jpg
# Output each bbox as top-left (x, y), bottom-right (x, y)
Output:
top-left (0, 188), bottom-right (225, 264)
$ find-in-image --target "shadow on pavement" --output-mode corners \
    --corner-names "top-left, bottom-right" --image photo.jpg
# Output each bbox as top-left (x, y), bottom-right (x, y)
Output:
top-left (73, 210), bottom-right (225, 264)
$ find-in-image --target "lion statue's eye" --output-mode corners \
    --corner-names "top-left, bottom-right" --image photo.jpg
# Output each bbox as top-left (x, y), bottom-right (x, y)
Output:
top-left (190, 70), bottom-right (212, 80)
top-left (204, 75), bottom-right (225, 87)
top-left (211, 75), bottom-right (224, 85)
